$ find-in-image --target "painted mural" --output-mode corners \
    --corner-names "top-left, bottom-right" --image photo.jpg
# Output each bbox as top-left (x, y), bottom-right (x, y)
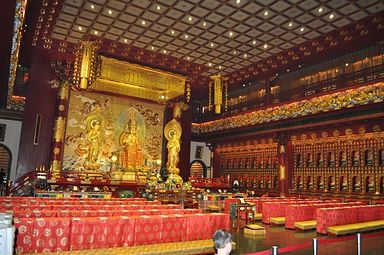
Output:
top-left (62, 90), bottom-right (164, 173)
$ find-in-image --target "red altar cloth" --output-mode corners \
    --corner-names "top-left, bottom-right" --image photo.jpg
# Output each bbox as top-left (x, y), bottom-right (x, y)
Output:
top-left (285, 202), bottom-right (364, 229)
top-left (316, 205), bottom-right (384, 234)
top-left (14, 217), bottom-right (71, 254)
top-left (14, 213), bottom-right (231, 254)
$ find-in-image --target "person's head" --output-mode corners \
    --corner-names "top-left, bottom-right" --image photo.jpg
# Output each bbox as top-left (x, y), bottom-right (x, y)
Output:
top-left (213, 229), bottom-right (232, 255)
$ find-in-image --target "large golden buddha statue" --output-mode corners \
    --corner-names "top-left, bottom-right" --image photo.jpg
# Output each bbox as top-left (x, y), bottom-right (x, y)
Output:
top-left (119, 111), bottom-right (144, 170)
top-left (163, 101), bottom-right (187, 186)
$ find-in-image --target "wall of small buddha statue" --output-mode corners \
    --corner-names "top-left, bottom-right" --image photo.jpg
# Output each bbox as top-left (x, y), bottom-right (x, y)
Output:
top-left (291, 124), bottom-right (384, 195)
top-left (214, 138), bottom-right (279, 193)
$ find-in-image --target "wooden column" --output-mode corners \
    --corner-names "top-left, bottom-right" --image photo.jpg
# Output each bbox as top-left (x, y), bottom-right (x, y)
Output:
top-left (49, 81), bottom-right (70, 177)
top-left (278, 135), bottom-right (289, 195)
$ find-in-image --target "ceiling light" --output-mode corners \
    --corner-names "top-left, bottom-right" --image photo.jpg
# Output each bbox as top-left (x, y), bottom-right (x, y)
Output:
top-left (208, 63), bottom-right (212, 67)
top-left (90, 4), bottom-right (95, 9)
top-left (329, 13), bottom-right (334, 19)
top-left (236, 0), bottom-right (241, 4)
top-left (160, 95), bottom-right (165, 99)
top-left (184, 34), bottom-right (189, 39)
top-left (318, 7), bottom-right (323, 13)
top-left (171, 30), bottom-right (175, 35)
top-left (203, 22), bottom-right (207, 27)
top-left (243, 84), bottom-right (246, 87)
top-left (210, 43), bottom-right (214, 47)
top-left (233, 51), bottom-right (237, 55)
top-left (188, 16), bottom-right (192, 22)
top-left (156, 5), bottom-right (161, 10)
top-left (252, 40), bottom-right (257, 45)
top-left (78, 26), bottom-right (82, 31)
top-left (229, 31), bottom-right (233, 37)
top-left (300, 27), bottom-right (304, 32)
top-left (141, 20), bottom-right (146, 25)
top-left (345, 63), bottom-right (349, 66)
top-left (244, 54), bottom-right (247, 58)
top-left (163, 50), bottom-right (167, 54)
top-left (108, 9), bottom-right (112, 15)
top-left (94, 30), bottom-right (98, 35)
top-left (219, 66), bottom-right (222, 69)
top-left (124, 39), bottom-right (128, 43)
top-left (187, 56), bottom-right (190, 60)
top-left (288, 22), bottom-right (293, 27)
top-left (263, 44), bottom-right (268, 49)
top-left (151, 46), bottom-right (155, 50)
top-left (264, 10), bottom-right (269, 16)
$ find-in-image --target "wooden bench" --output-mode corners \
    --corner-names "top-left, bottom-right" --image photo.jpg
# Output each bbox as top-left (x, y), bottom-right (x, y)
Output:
top-left (327, 220), bottom-right (384, 235)
top-left (25, 239), bottom-right (228, 255)
top-left (270, 217), bottom-right (285, 225)
top-left (294, 220), bottom-right (317, 230)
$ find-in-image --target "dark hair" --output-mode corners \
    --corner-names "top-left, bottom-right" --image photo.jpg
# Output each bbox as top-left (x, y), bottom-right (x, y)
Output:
top-left (213, 229), bottom-right (232, 249)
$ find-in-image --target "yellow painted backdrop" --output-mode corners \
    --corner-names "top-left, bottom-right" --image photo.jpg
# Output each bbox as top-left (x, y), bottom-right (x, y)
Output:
top-left (62, 90), bottom-right (164, 172)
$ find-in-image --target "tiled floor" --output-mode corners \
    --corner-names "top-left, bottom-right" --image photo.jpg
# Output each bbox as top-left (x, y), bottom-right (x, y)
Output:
top-left (232, 225), bottom-right (384, 255)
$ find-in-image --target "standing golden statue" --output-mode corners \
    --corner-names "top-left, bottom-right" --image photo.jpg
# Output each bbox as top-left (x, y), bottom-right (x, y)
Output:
top-left (84, 116), bottom-right (103, 170)
top-left (163, 101), bottom-right (187, 186)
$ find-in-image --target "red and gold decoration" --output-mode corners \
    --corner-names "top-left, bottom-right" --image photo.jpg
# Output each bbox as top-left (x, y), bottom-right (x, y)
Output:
top-left (7, 0), bottom-right (28, 109)
top-left (210, 74), bottom-right (223, 114)
top-left (192, 82), bottom-right (384, 134)
top-left (216, 139), bottom-right (279, 192)
top-left (72, 41), bottom-right (100, 89)
top-left (50, 80), bottom-right (70, 176)
top-left (291, 125), bottom-right (384, 195)
top-left (62, 90), bottom-right (164, 182)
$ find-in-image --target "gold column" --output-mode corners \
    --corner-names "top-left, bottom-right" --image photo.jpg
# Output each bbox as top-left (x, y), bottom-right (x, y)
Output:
top-left (50, 80), bottom-right (70, 177)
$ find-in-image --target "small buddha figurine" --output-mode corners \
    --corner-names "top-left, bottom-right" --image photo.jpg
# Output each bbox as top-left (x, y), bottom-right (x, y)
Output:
top-left (266, 156), bottom-right (272, 168)
top-left (297, 154), bottom-right (303, 167)
top-left (329, 152), bottom-right (335, 167)
top-left (365, 150), bottom-right (373, 166)
top-left (317, 153), bottom-right (323, 167)
top-left (354, 180), bottom-right (360, 192)
top-left (352, 151), bottom-right (360, 166)
top-left (330, 177), bottom-right (335, 191)
top-left (368, 178), bottom-right (375, 193)
top-left (340, 151), bottom-right (347, 167)
top-left (307, 153), bottom-right (313, 167)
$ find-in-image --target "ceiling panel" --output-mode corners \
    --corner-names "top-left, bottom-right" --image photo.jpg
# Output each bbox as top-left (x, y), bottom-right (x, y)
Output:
top-left (32, 0), bottom-right (383, 79)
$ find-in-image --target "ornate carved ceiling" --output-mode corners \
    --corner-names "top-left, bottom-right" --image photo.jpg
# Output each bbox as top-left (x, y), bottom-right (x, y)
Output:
top-left (26, 0), bottom-right (384, 96)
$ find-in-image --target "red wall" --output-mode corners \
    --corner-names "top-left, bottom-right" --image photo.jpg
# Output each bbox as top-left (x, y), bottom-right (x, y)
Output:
top-left (16, 48), bottom-right (57, 178)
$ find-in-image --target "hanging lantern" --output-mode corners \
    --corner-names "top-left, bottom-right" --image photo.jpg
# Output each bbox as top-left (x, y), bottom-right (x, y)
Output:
top-left (210, 74), bottom-right (223, 114)
top-left (208, 79), bottom-right (212, 111)
top-left (73, 41), bottom-right (99, 89)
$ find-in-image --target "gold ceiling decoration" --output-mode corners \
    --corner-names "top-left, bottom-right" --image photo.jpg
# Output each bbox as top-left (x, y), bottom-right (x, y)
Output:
top-left (72, 41), bottom-right (186, 103)
top-left (91, 56), bottom-right (186, 103)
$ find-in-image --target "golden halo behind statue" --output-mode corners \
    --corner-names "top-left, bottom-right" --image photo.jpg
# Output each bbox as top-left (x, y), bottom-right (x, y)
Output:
top-left (164, 119), bottom-right (182, 141)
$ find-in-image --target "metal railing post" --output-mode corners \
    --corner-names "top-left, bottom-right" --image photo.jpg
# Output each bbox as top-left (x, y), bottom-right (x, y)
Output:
top-left (271, 245), bottom-right (279, 255)
top-left (357, 233), bottom-right (362, 255)
top-left (312, 238), bottom-right (318, 255)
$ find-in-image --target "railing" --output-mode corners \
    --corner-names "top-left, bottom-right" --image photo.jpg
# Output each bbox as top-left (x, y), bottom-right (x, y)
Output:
top-left (195, 64), bottom-right (384, 122)
top-left (7, 170), bottom-right (42, 196)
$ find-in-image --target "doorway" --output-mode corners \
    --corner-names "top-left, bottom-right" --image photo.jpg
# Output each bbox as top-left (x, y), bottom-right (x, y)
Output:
top-left (0, 144), bottom-right (12, 195)
top-left (189, 160), bottom-right (207, 178)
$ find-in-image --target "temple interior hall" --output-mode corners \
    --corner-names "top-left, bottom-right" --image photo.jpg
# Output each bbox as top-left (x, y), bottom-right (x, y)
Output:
top-left (1, 0), bottom-right (384, 254)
